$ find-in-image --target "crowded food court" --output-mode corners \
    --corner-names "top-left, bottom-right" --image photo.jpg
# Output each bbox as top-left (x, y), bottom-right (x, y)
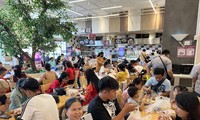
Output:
top-left (0, 0), bottom-right (200, 120)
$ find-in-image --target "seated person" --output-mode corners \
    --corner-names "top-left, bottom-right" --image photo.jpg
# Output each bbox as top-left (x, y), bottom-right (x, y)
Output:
top-left (171, 86), bottom-right (188, 109)
top-left (38, 63), bottom-right (58, 84)
top-left (158, 92), bottom-right (200, 120)
top-left (80, 69), bottom-right (99, 106)
top-left (65, 97), bottom-right (83, 120)
top-left (127, 87), bottom-right (145, 111)
top-left (122, 78), bottom-right (143, 107)
top-left (20, 78), bottom-right (59, 120)
top-left (9, 78), bottom-right (27, 111)
top-left (0, 80), bottom-right (10, 112)
top-left (12, 65), bottom-right (27, 83)
top-left (46, 72), bottom-right (69, 94)
top-left (88, 76), bottom-right (137, 120)
top-left (99, 61), bottom-right (111, 77)
top-left (143, 68), bottom-right (171, 97)
top-left (116, 63), bottom-right (128, 83)
top-left (0, 69), bottom-right (11, 93)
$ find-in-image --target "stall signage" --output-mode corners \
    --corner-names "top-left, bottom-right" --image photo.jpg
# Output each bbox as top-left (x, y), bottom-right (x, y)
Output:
top-left (177, 46), bottom-right (195, 57)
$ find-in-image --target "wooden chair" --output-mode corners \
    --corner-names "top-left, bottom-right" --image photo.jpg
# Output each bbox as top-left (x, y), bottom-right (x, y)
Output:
top-left (41, 83), bottom-right (51, 93)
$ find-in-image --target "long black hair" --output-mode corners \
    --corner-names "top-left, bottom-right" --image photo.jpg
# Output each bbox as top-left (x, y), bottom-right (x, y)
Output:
top-left (85, 69), bottom-right (99, 92)
top-left (57, 72), bottom-right (69, 83)
top-left (14, 65), bottom-right (22, 78)
top-left (175, 92), bottom-right (200, 120)
top-left (97, 52), bottom-right (104, 57)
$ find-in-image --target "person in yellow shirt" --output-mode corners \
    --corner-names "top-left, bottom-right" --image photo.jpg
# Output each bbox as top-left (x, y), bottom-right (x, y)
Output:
top-left (116, 63), bottom-right (128, 83)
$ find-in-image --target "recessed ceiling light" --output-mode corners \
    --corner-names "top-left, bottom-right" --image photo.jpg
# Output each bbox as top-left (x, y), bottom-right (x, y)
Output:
top-left (101, 6), bottom-right (122, 10)
top-left (69, 0), bottom-right (87, 4)
top-left (148, 0), bottom-right (157, 14)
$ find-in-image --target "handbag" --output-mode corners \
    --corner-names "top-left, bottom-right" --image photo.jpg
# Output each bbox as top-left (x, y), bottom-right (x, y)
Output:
top-left (151, 79), bottom-right (165, 93)
top-left (55, 87), bottom-right (66, 95)
top-left (158, 56), bottom-right (173, 84)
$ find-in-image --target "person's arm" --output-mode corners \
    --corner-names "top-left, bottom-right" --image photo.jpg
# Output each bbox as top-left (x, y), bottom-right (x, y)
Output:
top-left (9, 93), bottom-right (22, 110)
top-left (161, 80), bottom-right (171, 97)
top-left (160, 91), bottom-right (170, 97)
top-left (112, 103), bottom-right (137, 120)
top-left (146, 62), bottom-right (152, 77)
top-left (142, 78), bottom-right (152, 93)
top-left (21, 100), bottom-right (34, 120)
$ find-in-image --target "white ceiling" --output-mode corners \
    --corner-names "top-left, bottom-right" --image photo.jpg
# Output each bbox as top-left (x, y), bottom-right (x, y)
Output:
top-left (0, 0), bottom-right (165, 17)
top-left (66, 0), bottom-right (165, 17)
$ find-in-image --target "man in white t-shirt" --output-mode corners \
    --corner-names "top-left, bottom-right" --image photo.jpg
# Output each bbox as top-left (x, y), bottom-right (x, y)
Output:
top-left (20, 78), bottom-right (59, 120)
top-left (143, 68), bottom-right (171, 97)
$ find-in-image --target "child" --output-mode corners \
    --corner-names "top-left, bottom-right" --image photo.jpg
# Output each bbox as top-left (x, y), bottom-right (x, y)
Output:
top-left (127, 86), bottom-right (145, 111)
top-left (122, 78), bottom-right (143, 107)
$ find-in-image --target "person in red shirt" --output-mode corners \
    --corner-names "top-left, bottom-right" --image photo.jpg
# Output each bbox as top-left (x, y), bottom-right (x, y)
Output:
top-left (73, 63), bottom-right (81, 88)
top-left (65, 61), bottom-right (74, 85)
top-left (0, 69), bottom-right (11, 93)
top-left (46, 71), bottom-right (69, 94)
top-left (80, 69), bottom-right (99, 106)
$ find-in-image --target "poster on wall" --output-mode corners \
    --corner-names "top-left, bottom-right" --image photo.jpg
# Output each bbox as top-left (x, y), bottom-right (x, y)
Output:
top-left (177, 47), bottom-right (186, 57)
top-left (186, 46), bottom-right (195, 57)
top-left (177, 46), bottom-right (195, 57)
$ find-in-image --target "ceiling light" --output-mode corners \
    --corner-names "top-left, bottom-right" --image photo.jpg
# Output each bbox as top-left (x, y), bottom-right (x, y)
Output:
top-left (148, 0), bottom-right (157, 14)
top-left (68, 0), bottom-right (87, 4)
top-left (73, 14), bottom-right (120, 20)
top-left (101, 6), bottom-right (122, 10)
top-left (66, 9), bottom-right (84, 16)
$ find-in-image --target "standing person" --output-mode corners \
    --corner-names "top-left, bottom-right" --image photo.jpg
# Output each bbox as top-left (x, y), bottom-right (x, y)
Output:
top-left (9, 78), bottom-right (27, 111)
top-left (146, 49), bottom-right (174, 83)
top-left (190, 63), bottom-right (200, 96)
top-left (139, 49), bottom-right (147, 66)
top-left (80, 69), bottom-right (99, 106)
top-left (48, 57), bottom-right (56, 69)
top-left (143, 68), bottom-right (171, 97)
top-left (88, 76), bottom-right (137, 120)
top-left (40, 58), bottom-right (45, 67)
top-left (12, 65), bottom-right (27, 83)
top-left (20, 78), bottom-right (59, 120)
top-left (56, 54), bottom-right (64, 65)
top-left (95, 52), bottom-right (104, 73)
